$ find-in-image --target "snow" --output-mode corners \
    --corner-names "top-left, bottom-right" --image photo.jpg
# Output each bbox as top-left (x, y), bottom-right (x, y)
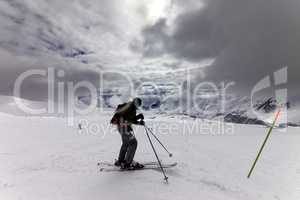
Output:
top-left (0, 96), bottom-right (47, 116)
top-left (0, 110), bottom-right (299, 200)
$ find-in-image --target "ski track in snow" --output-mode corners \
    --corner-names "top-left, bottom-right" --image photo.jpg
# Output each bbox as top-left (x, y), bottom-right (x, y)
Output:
top-left (0, 112), bottom-right (299, 200)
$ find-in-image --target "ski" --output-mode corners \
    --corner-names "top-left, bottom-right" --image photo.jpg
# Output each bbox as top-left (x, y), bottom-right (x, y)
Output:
top-left (98, 162), bottom-right (177, 172)
top-left (97, 161), bottom-right (161, 167)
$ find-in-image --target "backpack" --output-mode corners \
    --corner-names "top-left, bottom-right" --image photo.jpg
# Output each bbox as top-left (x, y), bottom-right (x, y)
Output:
top-left (110, 103), bottom-right (127, 125)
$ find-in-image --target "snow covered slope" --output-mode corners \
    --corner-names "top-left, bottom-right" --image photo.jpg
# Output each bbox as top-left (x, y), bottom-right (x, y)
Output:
top-left (0, 111), bottom-right (299, 200)
top-left (0, 95), bottom-right (47, 116)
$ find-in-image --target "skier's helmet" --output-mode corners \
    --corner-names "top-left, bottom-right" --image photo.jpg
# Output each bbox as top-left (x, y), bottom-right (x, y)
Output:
top-left (133, 97), bottom-right (142, 108)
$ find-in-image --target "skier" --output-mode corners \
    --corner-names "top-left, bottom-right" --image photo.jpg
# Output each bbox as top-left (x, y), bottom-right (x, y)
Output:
top-left (110, 97), bottom-right (145, 169)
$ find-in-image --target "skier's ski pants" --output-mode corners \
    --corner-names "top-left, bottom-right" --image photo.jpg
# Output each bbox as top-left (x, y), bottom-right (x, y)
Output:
top-left (117, 126), bottom-right (137, 164)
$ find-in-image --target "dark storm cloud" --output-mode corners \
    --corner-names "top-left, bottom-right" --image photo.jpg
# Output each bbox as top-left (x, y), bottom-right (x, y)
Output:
top-left (140, 0), bottom-right (300, 94)
top-left (0, 48), bottom-right (102, 101)
top-left (0, 0), bottom-right (128, 101)
top-left (142, 8), bottom-right (226, 60)
top-left (0, 0), bottom-right (120, 58)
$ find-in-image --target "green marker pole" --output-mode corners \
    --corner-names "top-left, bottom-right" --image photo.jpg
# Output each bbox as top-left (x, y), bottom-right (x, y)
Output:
top-left (247, 108), bottom-right (281, 178)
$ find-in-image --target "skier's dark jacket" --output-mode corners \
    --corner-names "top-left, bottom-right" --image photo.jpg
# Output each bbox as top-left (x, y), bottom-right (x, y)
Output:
top-left (110, 101), bottom-right (143, 128)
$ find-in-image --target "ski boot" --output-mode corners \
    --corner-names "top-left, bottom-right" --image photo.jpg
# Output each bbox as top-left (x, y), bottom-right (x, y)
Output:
top-left (132, 161), bottom-right (144, 169)
top-left (120, 162), bottom-right (144, 170)
top-left (114, 159), bottom-right (125, 167)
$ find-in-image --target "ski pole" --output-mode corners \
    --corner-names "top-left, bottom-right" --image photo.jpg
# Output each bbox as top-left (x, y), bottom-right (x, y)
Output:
top-left (145, 125), bottom-right (173, 157)
top-left (144, 126), bottom-right (169, 183)
top-left (247, 108), bottom-right (281, 178)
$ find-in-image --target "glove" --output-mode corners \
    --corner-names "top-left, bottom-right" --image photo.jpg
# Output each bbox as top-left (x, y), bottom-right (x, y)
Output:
top-left (136, 113), bottom-right (144, 120)
top-left (139, 120), bottom-right (145, 126)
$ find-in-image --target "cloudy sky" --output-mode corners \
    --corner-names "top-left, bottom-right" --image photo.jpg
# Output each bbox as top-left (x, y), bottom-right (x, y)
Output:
top-left (0, 0), bottom-right (299, 101)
